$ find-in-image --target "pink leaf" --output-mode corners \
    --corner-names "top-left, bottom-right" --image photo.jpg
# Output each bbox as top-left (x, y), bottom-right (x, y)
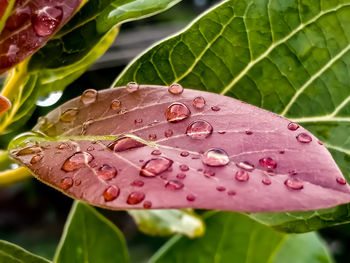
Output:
top-left (0, 0), bottom-right (81, 74)
top-left (9, 85), bottom-right (350, 212)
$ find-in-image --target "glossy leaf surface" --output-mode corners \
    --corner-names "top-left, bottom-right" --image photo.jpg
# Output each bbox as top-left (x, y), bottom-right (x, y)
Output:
top-left (9, 85), bottom-right (350, 212)
top-left (54, 201), bottom-right (129, 263)
top-left (113, 0), bottom-right (350, 228)
top-left (150, 212), bottom-right (333, 263)
top-left (0, 240), bottom-right (51, 263)
top-left (0, 0), bottom-right (82, 74)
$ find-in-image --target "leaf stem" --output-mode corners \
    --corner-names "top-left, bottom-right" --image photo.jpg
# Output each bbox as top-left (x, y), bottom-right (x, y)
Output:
top-left (0, 167), bottom-right (32, 187)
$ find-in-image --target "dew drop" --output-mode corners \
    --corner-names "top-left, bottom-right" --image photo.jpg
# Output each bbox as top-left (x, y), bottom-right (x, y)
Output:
top-left (179, 164), bottom-right (189, 172)
top-left (177, 173), bottom-right (186, 179)
top-left (164, 129), bottom-right (173, 137)
top-left (218, 131), bottom-right (226, 134)
top-left (33, 6), bottom-right (63, 37)
top-left (127, 191), bottom-right (145, 205)
top-left (131, 180), bottom-right (144, 187)
top-left (98, 164), bottom-right (117, 180)
top-left (259, 157), bottom-right (277, 169)
top-left (30, 154), bottom-right (42, 164)
top-left (336, 177), bottom-right (347, 185)
top-left (148, 134), bottom-right (157, 140)
top-left (186, 194), bottom-right (196, 202)
top-left (57, 143), bottom-right (68, 150)
top-left (74, 179), bottom-right (81, 186)
top-left (165, 102), bottom-right (191, 122)
top-left (134, 119), bottom-right (143, 124)
top-left (17, 146), bottom-right (42, 156)
top-left (296, 133), bottom-right (312, 143)
top-left (186, 120), bottom-right (213, 140)
top-left (143, 201), bottom-right (152, 209)
top-left (284, 178), bottom-right (303, 190)
top-left (318, 140), bottom-right (323, 145)
top-left (235, 170), bottom-right (249, 182)
top-left (140, 157), bottom-right (173, 177)
top-left (279, 150), bottom-right (285, 154)
top-left (245, 131), bottom-right (253, 135)
top-left (180, 151), bottom-right (189, 157)
top-left (61, 152), bottom-right (93, 172)
top-left (151, 150), bottom-right (161, 155)
top-left (87, 146), bottom-right (94, 151)
top-left (202, 148), bottom-right (229, 167)
top-left (110, 100), bottom-right (121, 110)
top-left (262, 177), bottom-right (271, 185)
top-left (288, 122), bottom-right (299, 131)
top-left (60, 108), bottom-right (79, 122)
top-left (81, 89), bottom-right (97, 104)
top-left (126, 82), bottom-right (139, 92)
top-left (165, 180), bottom-right (184, 190)
top-left (168, 83), bottom-right (184, 95)
top-left (61, 177), bottom-right (73, 190)
top-left (216, 186), bottom-right (226, 192)
top-left (227, 190), bottom-right (236, 196)
top-left (103, 185), bottom-right (120, 202)
top-left (108, 136), bottom-right (145, 152)
top-left (203, 169), bottom-right (215, 177)
top-left (211, 106), bottom-right (220, 111)
top-left (236, 161), bottom-right (254, 172)
top-left (193, 96), bottom-right (205, 109)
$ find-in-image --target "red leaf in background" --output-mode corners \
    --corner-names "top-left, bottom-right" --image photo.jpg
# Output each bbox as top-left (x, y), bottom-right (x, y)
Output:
top-left (0, 0), bottom-right (81, 74)
top-left (10, 85), bottom-right (350, 212)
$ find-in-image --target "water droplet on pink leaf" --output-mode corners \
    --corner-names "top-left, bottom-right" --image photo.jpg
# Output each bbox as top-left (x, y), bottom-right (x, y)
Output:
top-left (143, 201), bottom-right (152, 208)
top-left (179, 164), bottom-right (189, 171)
top-left (127, 191), bottom-right (145, 205)
top-left (211, 106), bottom-right (220, 111)
top-left (110, 100), bottom-right (121, 110)
top-left (193, 96), bottom-right (206, 109)
top-left (186, 194), bottom-right (196, 202)
top-left (151, 150), bottom-right (161, 155)
top-left (236, 161), bottom-right (254, 171)
top-left (33, 6), bottom-right (63, 37)
top-left (165, 180), bottom-right (184, 190)
top-left (103, 185), bottom-right (120, 202)
top-left (108, 136), bottom-right (145, 152)
top-left (296, 133), bottom-right (312, 143)
top-left (235, 170), bottom-right (249, 182)
top-left (126, 82), bottom-right (139, 92)
top-left (288, 122), bottom-right (299, 131)
top-left (165, 102), bottom-right (190, 122)
top-left (81, 89), bottom-right (97, 104)
top-left (336, 177), bottom-right (347, 185)
top-left (61, 177), bottom-right (73, 190)
top-left (61, 152), bottom-right (93, 172)
top-left (259, 157), bottom-right (277, 169)
top-left (140, 157), bottom-right (173, 177)
top-left (285, 178), bottom-right (304, 190)
top-left (164, 129), bottom-right (173, 137)
top-left (98, 164), bottom-right (117, 180)
top-left (202, 148), bottom-right (229, 167)
top-left (186, 120), bottom-right (213, 139)
top-left (168, 83), bottom-right (184, 95)
top-left (131, 180), bottom-right (144, 187)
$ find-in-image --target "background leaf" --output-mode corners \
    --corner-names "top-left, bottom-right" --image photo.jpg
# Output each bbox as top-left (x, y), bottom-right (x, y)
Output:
top-left (54, 201), bottom-right (129, 263)
top-left (9, 85), bottom-right (350, 212)
top-left (0, 0), bottom-right (182, 134)
top-left (128, 209), bottom-right (205, 238)
top-left (113, 0), bottom-right (350, 230)
top-left (149, 212), bottom-right (333, 263)
top-left (0, 240), bottom-right (51, 263)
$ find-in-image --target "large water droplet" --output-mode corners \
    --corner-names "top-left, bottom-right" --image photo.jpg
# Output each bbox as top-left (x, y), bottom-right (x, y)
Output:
top-left (186, 194), bottom-right (196, 202)
top-left (127, 191), bottom-right (145, 205)
top-left (33, 6), bottom-right (63, 37)
top-left (30, 154), bottom-right (43, 164)
top-left (259, 157), bottom-right (277, 169)
top-left (168, 83), bottom-right (184, 95)
top-left (17, 146), bottom-right (42, 156)
top-left (236, 161), bottom-right (254, 171)
top-left (140, 157), bottom-right (173, 177)
top-left (186, 120), bottom-right (213, 139)
top-left (98, 164), bottom-right (117, 180)
top-left (288, 122), bottom-right (299, 131)
top-left (110, 100), bottom-right (121, 110)
top-left (108, 136), bottom-right (145, 152)
top-left (193, 96), bottom-right (205, 109)
top-left (36, 91), bottom-right (63, 107)
top-left (235, 170), bottom-right (249, 182)
top-left (336, 177), bottom-right (347, 185)
top-left (143, 201), bottom-right (152, 208)
top-left (284, 178), bottom-right (303, 190)
top-left (165, 102), bottom-right (191, 122)
top-left (81, 89), bottom-right (97, 104)
top-left (60, 108), bottom-right (79, 122)
top-left (61, 177), bottom-right (73, 190)
top-left (296, 133), bottom-right (312, 143)
top-left (61, 152), bottom-right (93, 172)
top-left (103, 185), bottom-right (120, 202)
top-left (126, 82), bottom-right (139, 92)
top-left (202, 148), bottom-right (229, 167)
top-left (165, 180), bottom-right (184, 190)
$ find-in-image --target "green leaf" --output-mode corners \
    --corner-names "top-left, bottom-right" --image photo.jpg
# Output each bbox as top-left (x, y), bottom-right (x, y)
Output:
top-left (0, 0), bottom-right (181, 134)
top-left (128, 209), bottom-right (205, 238)
top-left (0, 240), bottom-right (51, 263)
top-left (114, 0), bottom-right (350, 231)
top-left (54, 201), bottom-right (129, 263)
top-left (149, 212), bottom-right (333, 263)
